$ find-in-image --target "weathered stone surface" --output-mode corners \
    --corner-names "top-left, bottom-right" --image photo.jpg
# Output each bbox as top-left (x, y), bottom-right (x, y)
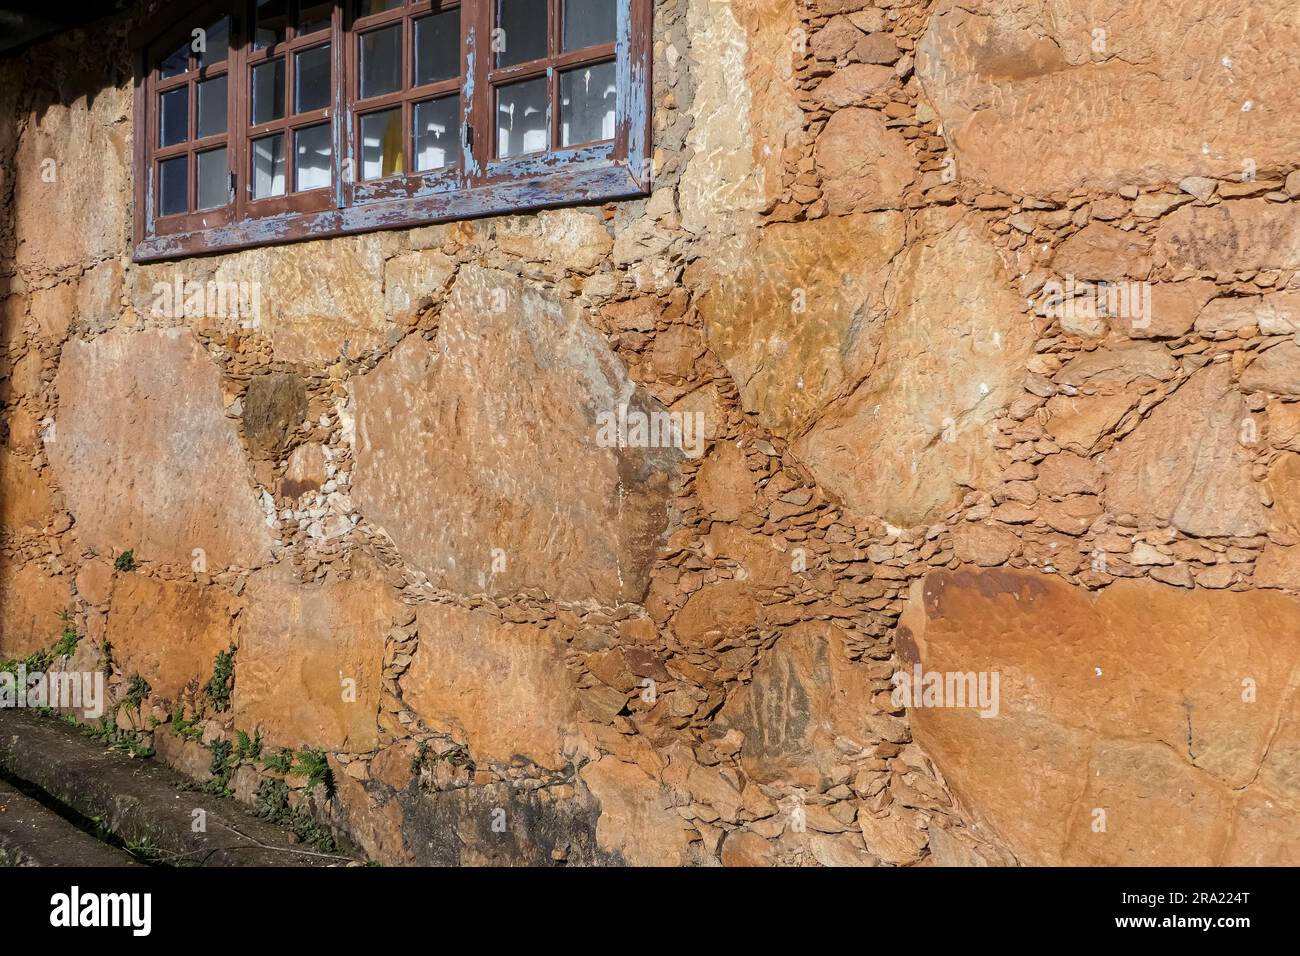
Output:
top-left (242, 372), bottom-right (308, 457)
top-left (497, 209), bottom-right (612, 274)
top-left (1044, 393), bottom-right (1133, 452)
top-left (0, 559), bottom-right (70, 658)
top-left (1154, 200), bottom-right (1300, 273)
top-left (811, 64), bottom-right (895, 108)
top-left (1241, 341), bottom-right (1300, 396)
top-left (1129, 280), bottom-right (1218, 339)
top-left (795, 210), bottom-right (1036, 525)
top-left (695, 442), bottom-right (758, 521)
top-left (916, 1), bottom-right (1300, 196)
top-left (353, 267), bottom-right (678, 604)
top-left (49, 329), bottom-right (273, 568)
top-left (106, 575), bottom-right (242, 702)
top-left (693, 212), bottom-right (903, 435)
top-left (382, 248), bottom-right (456, 320)
top-left (814, 108), bottom-right (915, 214)
top-left (1053, 342), bottom-right (1176, 389)
top-left (899, 568), bottom-right (1300, 865)
top-left (1253, 543), bottom-right (1300, 589)
top-left (951, 522), bottom-right (1020, 566)
top-left (0, 449), bottom-right (54, 532)
top-left (233, 565), bottom-right (396, 752)
top-left (402, 603), bottom-right (579, 768)
top-left (280, 442), bottom-right (327, 499)
top-left (1051, 224), bottom-right (1152, 281)
top-left (1107, 364), bottom-right (1268, 536)
top-left (718, 621), bottom-right (873, 787)
top-left (580, 758), bottom-right (694, 866)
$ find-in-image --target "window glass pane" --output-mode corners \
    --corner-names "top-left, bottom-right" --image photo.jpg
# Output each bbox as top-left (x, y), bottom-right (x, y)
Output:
top-left (296, 44), bottom-right (331, 112)
top-left (297, 1), bottom-right (333, 35)
top-left (197, 75), bottom-right (228, 138)
top-left (158, 155), bottom-right (187, 216)
top-left (158, 41), bottom-right (189, 78)
top-left (562, 0), bottom-right (615, 51)
top-left (196, 147), bottom-right (229, 209)
top-left (496, 76), bottom-right (547, 157)
top-left (360, 25), bottom-right (402, 98)
top-left (360, 0), bottom-right (403, 15)
top-left (159, 87), bottom-right (188, 146)
top-left (198, 16), bottom-right (230, 67)
top-left (361, 108), bottom-right (404, 179)
top-left (255, 0), bottom-right (289, 48)
top-left (496, 0), bottom-right (547, 67)
top-left (252, 59), bottom-right (286, 125)
top-left (252, 133), bottom-right (287, 198)
top-left (295, 123), bottom-right (331, 191)
top-left (415, 96), bottom-right (458, 170)
top-left (559, 61), bottom-right (615, 146)
top-left (415, 10), bottom-right (459, 86)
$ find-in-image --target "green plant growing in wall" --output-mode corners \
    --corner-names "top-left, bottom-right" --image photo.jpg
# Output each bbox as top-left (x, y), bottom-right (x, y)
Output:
top-left (114, 550), bottom-right (137, 572)
top-left (204, 645), bottom-right (236, 712)
top-left (262, 747), bottom-right (292, 773)
top-left (235, 727), bottom-right (263, 761)
top-left (253, 779), bottom-right (337, 853)
top-left (209, 737), bottom-right (234, 787)
top-left (292, 748), bottom-right (334, 797)
top-left (123, 674), bottom-right (151, 710)
top-left (53, 611), bottom-right (78, 659)
top-left (170, 706), bottom-right (204, 741)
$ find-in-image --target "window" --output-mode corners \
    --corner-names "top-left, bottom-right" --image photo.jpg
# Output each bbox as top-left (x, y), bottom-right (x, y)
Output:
top-left (132, 0), bottom-right (651, 260)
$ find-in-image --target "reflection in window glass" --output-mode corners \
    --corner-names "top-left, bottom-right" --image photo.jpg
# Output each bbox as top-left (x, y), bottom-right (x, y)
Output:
top-left (198, 16), bottom-right (230, 67)
top-left (159, 87), bottom-right (188, 146)
top-left (158, 155), bottom-right (187, 216)
top-left (252, 133), bottom-right (287, 198)
top-left (197, 76), bottom-right (228, 138)
top-left (415, 97), bottom-right (458, 170)
top-left (415, 10), bottom-right (460, 86)
top-left (297, 1), bottom-right (333, 35)
top-left (158, 42), bottom-right (189, 78)
top-left (496, 0), bottom-right (547, 67)
top-left (252, 59), bottom-right (286, 125)
top-left (295, 123), bottom-right (331, 190)
top-left (559, 62), bottom-right (615, 146)
top-left (497, 77), bottom-right (547, 157)
top-left (360, 25), bottom-right (402, 98)
top-left (296, 44), bottom-right (331, 112)
top-left (361, 108), bottom-right (405, 179)
top-left (255, 0), bottom-right (289, 48)
top-left (562, 0), bottom-right (616, 51)
top-left (196, 147), bottom-right (229, 209)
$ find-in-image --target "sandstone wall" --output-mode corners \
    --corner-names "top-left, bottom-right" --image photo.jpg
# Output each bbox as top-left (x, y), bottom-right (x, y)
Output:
top-left (1, 0), bottom-right (1298, 866)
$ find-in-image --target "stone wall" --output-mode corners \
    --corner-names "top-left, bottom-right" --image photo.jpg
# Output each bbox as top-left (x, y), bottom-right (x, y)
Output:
top-left (1, 0), bottom-right (1298, 866)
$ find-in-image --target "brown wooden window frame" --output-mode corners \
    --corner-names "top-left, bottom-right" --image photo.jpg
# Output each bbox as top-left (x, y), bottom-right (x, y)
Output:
top-left (132, 0), bottom-right (651, 262)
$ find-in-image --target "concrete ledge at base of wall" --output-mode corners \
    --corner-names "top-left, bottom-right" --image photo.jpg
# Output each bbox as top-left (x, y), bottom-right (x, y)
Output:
top-left (0, 710), bottom-right (363, 867)
top-left (0, 776), bottom-right (139, 867)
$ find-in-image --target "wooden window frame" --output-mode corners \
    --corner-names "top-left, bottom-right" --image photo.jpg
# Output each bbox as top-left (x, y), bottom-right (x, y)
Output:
top-left (132, 0), bottom-right (651, 262)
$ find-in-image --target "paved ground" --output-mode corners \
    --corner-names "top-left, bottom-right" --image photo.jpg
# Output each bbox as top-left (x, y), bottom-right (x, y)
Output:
top-left (0, 710), bottom-right (360, 867)
top-left (0, 776), bottom-right (139, 867)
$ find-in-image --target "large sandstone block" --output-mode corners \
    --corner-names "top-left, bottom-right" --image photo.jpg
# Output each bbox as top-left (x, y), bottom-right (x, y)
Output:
top-left (1153, 200), bottom-right (1300, 273)
top-left (401, 603), bottom-right (579, 769)
top-left (693, 213), bottom-right (904, 435)
top-left (794, 210), bottom-right (1036, 526)
top-left (49, 329), bottom-right (273, 568)
top-left (814, 108), bottom-right (915, 214)
top-left (580, 757), bottom-right (695, 866)
top-left (916, 1), bottom-right (1300, 196)
top-left (1106, 363), bottom-right (1268, 537)
top-left (0, 559), bottom-right (71, 658)
top-left (898, 568), bottom-right (1300, 865)
top-left (105, 575), bottom-right (242, 702)
top-left (352, 266), bottom-right (679, 604)
top-left (0, 449), bottom-right (55, 533)
top-left (232, 566), bottom-right (397, 752)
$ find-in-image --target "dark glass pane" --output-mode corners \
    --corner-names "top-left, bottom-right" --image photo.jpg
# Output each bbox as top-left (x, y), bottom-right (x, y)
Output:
top-left (360, 25), bottom-right (401, 98)
top-left (158, 41), bottom-right (189, 78)
top-left (496, 0), bottom-right (547, 67)
top-left (252, 58), bottom-right (286, 125)
top-left (198, 16), bottom-right (230, 67)
top-left (559, 61), bottom-right (614, 146)
top-left (197, 75), bottom-right (228, 138)
top-left (295, 123), bottom-right (331, 190)
top-left (196, 147), bottom-right (229, 209)
top-left (360, 108), bottom-right (404, 179)
top-left (159, 87), bottom-right (188, 146)
top-left (158, 155), bottom-right (187, 216)
top-left (414, 96), bottom-right (458, 170)
top-left (415, 10), bottom-right (459, 85)
top-left (360, 0), bottom-right (403, 15)
top-left (496, 76), bottom-right (547, 157)
top-left (255, 0), bottom-right (289, 48)
top-left (562, 0), bottom-right (615, 51)
top-left (252, 133), bottom-right (286, 198)
top-left (297, 1), bottom-right (333, 34)
top-left (296, 44), bottom-right (331, 112)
